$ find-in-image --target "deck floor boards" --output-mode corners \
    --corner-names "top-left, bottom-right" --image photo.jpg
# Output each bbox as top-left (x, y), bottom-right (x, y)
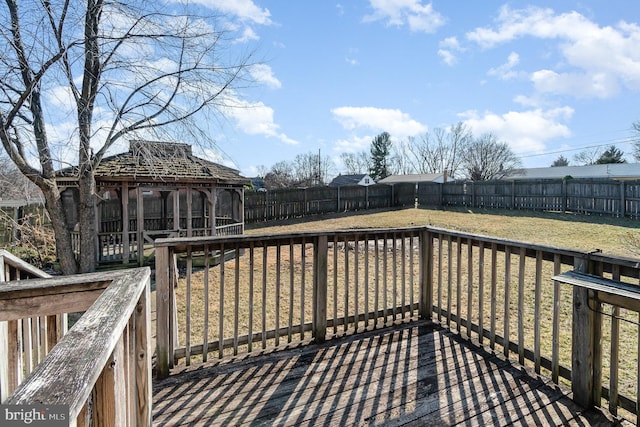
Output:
top-left (152, 321), bottom-right (623, 426)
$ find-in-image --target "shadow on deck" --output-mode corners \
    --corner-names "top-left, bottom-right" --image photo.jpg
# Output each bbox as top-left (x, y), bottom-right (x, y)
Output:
top-left (152, 320), bottom-right (620, 426)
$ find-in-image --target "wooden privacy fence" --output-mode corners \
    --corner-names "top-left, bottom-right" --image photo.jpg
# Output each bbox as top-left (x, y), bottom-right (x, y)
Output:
top-left (245, 178), bottom-right (640, 222)
top-left (1, 268), bottom-right (152, 426)
top-left (156, 227), bottom-right (640, 422)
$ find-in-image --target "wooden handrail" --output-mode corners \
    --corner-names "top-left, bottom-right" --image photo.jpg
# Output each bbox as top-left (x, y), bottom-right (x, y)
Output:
top-left (0, 249), bottom-right (52, 282)
top-left (4, 268), bottom-right (152, 426)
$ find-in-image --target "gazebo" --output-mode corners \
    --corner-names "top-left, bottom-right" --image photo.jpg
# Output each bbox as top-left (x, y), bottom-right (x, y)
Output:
top-left (56, 140), bottom-right (249, 266)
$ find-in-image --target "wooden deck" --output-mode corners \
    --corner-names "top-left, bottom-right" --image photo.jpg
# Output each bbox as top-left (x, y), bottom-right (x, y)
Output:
top-left (152, 321), bottom-right (622, 426)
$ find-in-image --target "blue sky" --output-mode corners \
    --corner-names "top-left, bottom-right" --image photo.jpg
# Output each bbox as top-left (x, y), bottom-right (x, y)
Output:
top-left (202, 0), bottom-right (640, 177)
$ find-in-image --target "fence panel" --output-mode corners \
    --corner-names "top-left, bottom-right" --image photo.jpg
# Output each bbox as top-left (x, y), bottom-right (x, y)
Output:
top-left (417, 182), bottom-right (442, 207)
top-left (475, 181), bottom-right (513, 209)
top-left (337, 185), bottom-right (367, 211)
top-left (393, 183), bottom-right (417, 207)
top-left (367, 184), bottom-right (393, 209)
top-left (243, 178), bottom-right (640, 222)
top-left (625, 180), bottom-right (640, 219)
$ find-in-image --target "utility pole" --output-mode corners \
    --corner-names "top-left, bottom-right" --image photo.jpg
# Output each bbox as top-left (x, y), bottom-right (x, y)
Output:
top-left (317, 148), bottom-right (321, 186)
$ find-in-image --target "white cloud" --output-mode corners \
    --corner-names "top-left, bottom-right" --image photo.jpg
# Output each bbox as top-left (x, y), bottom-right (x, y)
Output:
top-left (180, 0), bottom-right (272, 25)
top-left (331, 106), bottom-right (427, 138)
top-left (531, 69), bottom-right (619, 98)
top-left (228, 100), bottom-right (298, 145)
top-left (364, 0), bottom-right (445, 33)
top-left (236, 26), bottom-right (260, 43)
top-left (438, 36), bottom-right (463, 65)
top-left (466, 6), bottom-right (640, 98)
top-left (249, 64), bottom-right (281, 89)
top-left (488, 52), bottom-right (520, 80)
top-left (459, 107), bottom-right (574, 153)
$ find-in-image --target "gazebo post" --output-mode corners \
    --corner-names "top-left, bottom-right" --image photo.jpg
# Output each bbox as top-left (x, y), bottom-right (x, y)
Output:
top-left (186, 186), bottom-right (192, 237)
top-left (137, 187), bottom-right (144, 266)
top-left (122, 182), bottom-right (130, 264)
top-left (172, 188), bottom-right (180, 233)
top-left (212, 188), bottom-right (217, 236)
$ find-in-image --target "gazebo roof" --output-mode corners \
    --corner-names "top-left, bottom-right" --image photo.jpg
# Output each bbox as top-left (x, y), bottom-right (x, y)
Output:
top-left (57, 141), bottom-right (249, 186)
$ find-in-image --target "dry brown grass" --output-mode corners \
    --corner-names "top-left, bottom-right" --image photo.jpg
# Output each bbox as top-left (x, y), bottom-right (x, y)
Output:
top-left (174, 207), bottom-right (639, 412)
top-left (246, 206), bottom-right (638, 257)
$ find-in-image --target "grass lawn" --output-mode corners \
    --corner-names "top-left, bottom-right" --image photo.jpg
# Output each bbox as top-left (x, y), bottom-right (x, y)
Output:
top-left (246, 206), bottom-right (640, 257)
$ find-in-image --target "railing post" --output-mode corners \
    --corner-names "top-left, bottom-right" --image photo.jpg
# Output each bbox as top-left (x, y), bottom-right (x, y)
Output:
top-left (135, 277), bottom-right (152, 426)
top-left (0, 320), bottom-right (7, 401)
top-left (571, 255), bottom-right (598, 408)
top-left (419, 229), bottom-right (433, 320)
top-left (92, 335), bottom-right (126, 426)
top-left (313, 235), bottom-right (328, 343)
top-left (155, 245), bottom-right (171, 379)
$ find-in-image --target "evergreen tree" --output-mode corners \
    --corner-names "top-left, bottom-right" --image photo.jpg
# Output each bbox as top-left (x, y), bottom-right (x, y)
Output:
top-left (551, 155), bottom-right (569, 167)
top-left (369, 132), bottom-right (392, 180)
top-left (595, 145), bottom-right (626, 164)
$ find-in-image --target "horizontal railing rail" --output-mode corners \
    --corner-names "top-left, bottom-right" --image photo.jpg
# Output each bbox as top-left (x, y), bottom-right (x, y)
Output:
top-left (156, 225), bottom-right (640, 424)
top-left (1, 268), bottom-right (152, 426)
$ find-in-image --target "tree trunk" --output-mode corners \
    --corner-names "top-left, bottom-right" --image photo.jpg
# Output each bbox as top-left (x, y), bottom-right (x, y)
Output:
top-left (78, 171), bottom-right (97, 273)
top-left (40, 181), bottom-right (78, 275)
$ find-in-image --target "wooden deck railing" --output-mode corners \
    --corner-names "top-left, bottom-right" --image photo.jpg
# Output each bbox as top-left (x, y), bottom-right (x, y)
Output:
top-left (155, 226), bottom-right (640, 423)
top-left (1, 268), bottom-right (152, 426)
top-left (425, 227), bottom-right (640, 422)
top-left (0, 250), bottom-right (53, 402)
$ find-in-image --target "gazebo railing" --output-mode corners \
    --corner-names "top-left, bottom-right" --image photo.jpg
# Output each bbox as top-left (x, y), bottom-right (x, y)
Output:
top-left (71, 221), bottom-right (244, 264)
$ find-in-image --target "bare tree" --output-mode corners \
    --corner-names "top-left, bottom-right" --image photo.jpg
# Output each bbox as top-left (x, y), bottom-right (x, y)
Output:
top-left (263, 161), bottom-right (295, 190)
top-left (0, 1), bottom-right (257, 273)
top-left (0, 156), bottom-right (41, 201)
top-left (573, 147), bottom-right (603, 165)
top-left (461, 133), bottom-right (522, 181)
top-left (407, 122), bottom-right (470, 178)
top-left (292, 151), bottom-right (335, 186)
top-left (389, 139), bottom-right (414, 175)
top-left (339, 152), bottom-right (370, 175)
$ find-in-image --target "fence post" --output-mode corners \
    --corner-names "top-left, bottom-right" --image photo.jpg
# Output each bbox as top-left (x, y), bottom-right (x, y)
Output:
top-left (419, 229), bottom-right (433, 320)
top-left (365, 185), bottom-right (369, 209)
top-left (619, 181), bottom-right (625, 218)
top-left (472, 181), bottom-right (476, 208)
top-left (155, 245), bottom-right (171, 379)
top-left (562, 179), bottom-right (568, 213)
top-left (313, 235), bottom-right (328, 343)
top-left (571, 254), bottom-right (598, 408)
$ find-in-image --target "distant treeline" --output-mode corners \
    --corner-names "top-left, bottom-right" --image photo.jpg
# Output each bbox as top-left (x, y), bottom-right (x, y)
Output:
top-left (245, 178), bottom-right (640, 223)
